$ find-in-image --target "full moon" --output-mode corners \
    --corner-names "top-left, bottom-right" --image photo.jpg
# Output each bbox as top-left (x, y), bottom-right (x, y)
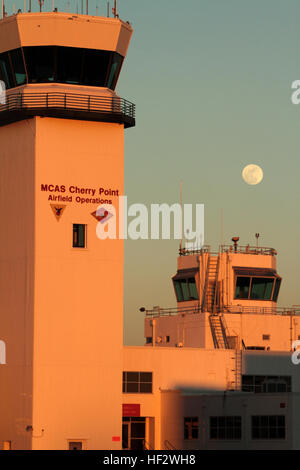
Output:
top-left (242, 164), bottom-right (264, 185)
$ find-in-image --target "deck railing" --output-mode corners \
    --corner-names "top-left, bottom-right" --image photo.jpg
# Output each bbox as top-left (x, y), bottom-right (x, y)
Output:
top-left (143, 304), bottom-right (300, 318)
top-left (0, 92), bottom-right (136, 127)
top-left (179, 244), bottom-right (277, 256)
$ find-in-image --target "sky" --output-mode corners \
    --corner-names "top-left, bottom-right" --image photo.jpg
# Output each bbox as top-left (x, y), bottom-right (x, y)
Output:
top-left (7, 0), bottom-right (300, 345)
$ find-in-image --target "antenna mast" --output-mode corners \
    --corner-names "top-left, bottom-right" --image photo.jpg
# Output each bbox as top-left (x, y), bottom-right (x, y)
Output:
top-left (112, 0), bottom-right (118, 18)
top-left (38, 0), bottom-right (44, 12)
top-left (220, 208), bottom-right (223, 248)
top-left (180, 181), bottom-right (183, 252)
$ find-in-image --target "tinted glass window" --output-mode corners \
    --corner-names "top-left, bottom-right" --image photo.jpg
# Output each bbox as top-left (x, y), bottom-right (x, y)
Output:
top-left (250, 277), bottom-right (274, 300)
top-left (188, 278), bottom-right (198, 299)
top-left (107, 53), bottom-right (123, 89)
top-left (173, 277), bottom-right (199, 302)
top-left (56, 46), bottom-right (83, 84)
top-left (181, 279), bottom-right (189, 300)
top-left (82, 49), bottom-right (110, 87)
top-left (0, 52), bottom-right (14, 89)
top-left (235, 277), bottom-right (250, 299)
top-left (273, 278), bottom-right (281, 302)
top-left (24, 46), bottom-right (55, 83)
top-left (9, 46), bottom-right (123, 90)
top-left (73, 224), bottom-right (86, 248)
top-left (174, 280), bottom-right (183, 301)
top-left (10, 49), bottom-right (26, 86)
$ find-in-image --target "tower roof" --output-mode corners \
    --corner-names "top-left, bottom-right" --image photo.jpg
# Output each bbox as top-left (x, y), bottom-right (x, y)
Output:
top-left (0, 12), bottom-right (133, 56)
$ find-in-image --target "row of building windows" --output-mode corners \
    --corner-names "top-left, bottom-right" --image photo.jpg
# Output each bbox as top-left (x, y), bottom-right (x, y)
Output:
top-left (172, 274), bottom-right (281, 303)
top-left (242, 375), bottom-right (291, 393)
top-left (121, 373), bottom-right (292, 395)
top-left (0, 46), bottom-right (123, 90)
top-left (146, 336), bottom-right (170, 344)
top-left (184, 415), bottom-right (286, 440)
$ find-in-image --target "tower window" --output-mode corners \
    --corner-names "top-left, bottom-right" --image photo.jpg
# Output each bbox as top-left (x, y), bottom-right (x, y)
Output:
top-left (73, 224), bottom-right (86, 248)
top-left (9, 49), bottom-right (26, 86)
top-left (68, 441), bottom-right (83, 450)
top-left (235, 275), bottom-right (281, 301)
top-left (0, 52), bottom-right (14, 89)
top-left (173, 277), bottom-right (199, 302)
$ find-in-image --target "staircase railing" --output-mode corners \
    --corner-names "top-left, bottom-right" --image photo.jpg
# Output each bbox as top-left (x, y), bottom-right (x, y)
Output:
top-left (201, 254), bottom-right (210, 312)
top-left (212, 255), bottom-right (220, 313)
top-left (142, 439), bottom-right (154, 450)
top-left (164, 440), bottom-right (177, 450)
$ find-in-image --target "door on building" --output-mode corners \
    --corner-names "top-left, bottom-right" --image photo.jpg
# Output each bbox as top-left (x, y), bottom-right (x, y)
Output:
top-left (122, 417), bottom-right (146, 450)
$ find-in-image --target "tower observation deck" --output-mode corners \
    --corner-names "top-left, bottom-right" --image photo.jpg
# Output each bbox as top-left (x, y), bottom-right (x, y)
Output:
top-left (0, 11), bottom-right (135, 127)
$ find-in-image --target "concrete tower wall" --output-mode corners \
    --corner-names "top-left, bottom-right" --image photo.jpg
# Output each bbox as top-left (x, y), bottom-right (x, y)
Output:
top-left (0, 119), bottom-right (35, 449)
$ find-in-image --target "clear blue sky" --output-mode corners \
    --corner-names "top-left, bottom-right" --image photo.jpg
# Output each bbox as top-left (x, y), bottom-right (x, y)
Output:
top-left (8, 0), bottom-right (300, 344)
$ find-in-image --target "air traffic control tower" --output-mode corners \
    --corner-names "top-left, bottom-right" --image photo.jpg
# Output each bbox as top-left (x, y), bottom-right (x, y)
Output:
top-left (0, 11), bottom-right (135, 449)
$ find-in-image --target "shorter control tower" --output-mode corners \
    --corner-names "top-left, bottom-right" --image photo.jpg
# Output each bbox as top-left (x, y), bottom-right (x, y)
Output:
top-left (144, 237), bottom-right (300, 353)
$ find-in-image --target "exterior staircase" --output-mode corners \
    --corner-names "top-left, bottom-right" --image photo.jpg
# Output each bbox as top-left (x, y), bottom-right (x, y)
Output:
top-left (201, 255), bottom-right (219, 313)
top-left (209, 314), bottom-right (229, 349)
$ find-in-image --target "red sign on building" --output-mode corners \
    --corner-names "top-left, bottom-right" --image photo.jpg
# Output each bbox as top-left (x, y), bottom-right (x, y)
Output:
top-left (122, 404), bottom-right (140, 417)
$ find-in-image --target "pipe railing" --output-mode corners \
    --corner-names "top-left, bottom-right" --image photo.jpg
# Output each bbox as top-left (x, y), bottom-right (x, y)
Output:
top-left (144, 304), bottom-right (300, 318)
top-left (179, 244), bottom-right (277, 256)
top-left (0, 91), bottom-right (135, 125)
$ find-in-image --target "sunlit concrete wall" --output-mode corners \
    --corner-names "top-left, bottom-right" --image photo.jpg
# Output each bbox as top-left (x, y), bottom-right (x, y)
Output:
top-left (0, 119), bottom-right (35, 449)
top-left (31, 117), bottom-right (124, 450)
top-left (145, 310), bottom-right (296, 351)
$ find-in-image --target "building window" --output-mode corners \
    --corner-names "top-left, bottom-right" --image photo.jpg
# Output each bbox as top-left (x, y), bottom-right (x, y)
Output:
top-left (210, 416), bottom-right (242, 440)
top-left (68, 441), bottom-right (83, 450)
top-left (145, 337), bottom-right (152, 344)
top-left (242, 375), bottom-right (291, 393)
top-left (234, 276), bottom-right (281, 301)
top-left (184, 417), bottom-right (198, 440)
top-left (165, 336), bottom-right (170, 343)
top-left (252, 415), bottom-right (285, 440)
top-left (73, 224), bottom-right (86, 248)
top-left (123, 372), bottom-right (152, 394)
top-left (3, 441), bottom-right (11, 450)
top-left (262, 334), bottom-right (270, 340)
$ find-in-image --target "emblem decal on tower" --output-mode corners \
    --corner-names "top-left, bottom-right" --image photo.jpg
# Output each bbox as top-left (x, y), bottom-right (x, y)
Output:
top-left (91, 207), bottom-right (114, 224)
top-left (50, 204), bottom-right (66, 221)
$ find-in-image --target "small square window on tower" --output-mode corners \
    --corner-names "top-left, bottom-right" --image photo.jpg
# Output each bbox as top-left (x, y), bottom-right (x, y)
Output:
top-left (73, 224), bottom-right (86, 248)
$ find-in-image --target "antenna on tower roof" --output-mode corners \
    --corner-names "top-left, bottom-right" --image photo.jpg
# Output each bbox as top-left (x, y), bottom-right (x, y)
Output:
top-left (112, 0), bottom-right (118, 18)
top-left (38, 0), bottom-right (44, 12)
top-left (180, 180), bottom-right (183, 252)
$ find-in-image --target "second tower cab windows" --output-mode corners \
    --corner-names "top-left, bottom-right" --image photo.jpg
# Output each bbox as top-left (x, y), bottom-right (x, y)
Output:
top-left (234, 269), bottom-right (281, 301)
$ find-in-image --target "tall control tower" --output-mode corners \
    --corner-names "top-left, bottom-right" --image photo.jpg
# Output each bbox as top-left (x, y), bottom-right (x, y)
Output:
top-left (0, 10), bottom-right (134, 450)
